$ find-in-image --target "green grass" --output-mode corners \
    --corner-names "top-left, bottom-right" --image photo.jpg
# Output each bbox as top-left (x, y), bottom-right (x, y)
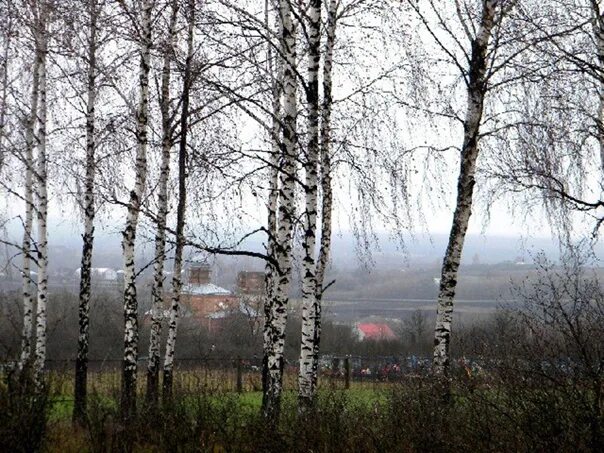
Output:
top-left (4, 371), bottom-right (601, 452)
top-left (47, 387), bottom-right (389, 423)
top-left (48, 397), bottom-right (73, 421)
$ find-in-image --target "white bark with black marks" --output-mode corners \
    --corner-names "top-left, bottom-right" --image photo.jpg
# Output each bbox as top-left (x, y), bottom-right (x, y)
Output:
top-left (262, 0), bottom-right (282, 403)
top-left (311, 0), bottom-right (337, 392)
top-left (121, 0), bottom-right (152, 419)
top-left (262, 0), bottom-right (297, 420)
top-left (18, 19), bottom-right (41, 373)
top-left (433, 0), bottom-right (497, 378)
top-left (298, 0), bottom-right (321, 408)
top-left (74, 0), bottom-right (99, 424)
top-left (147, 0), bottom-right (177, 404)
top-left (33, 16), bottom-right (49, 383)
top-left (163, 0), bottom-right (195, 399)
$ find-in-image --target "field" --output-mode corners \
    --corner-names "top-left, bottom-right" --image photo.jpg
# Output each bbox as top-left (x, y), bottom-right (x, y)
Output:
top-left (2, 364), bottom-right (601, 452)
top-left (43, 366), bottom-right (388, 419)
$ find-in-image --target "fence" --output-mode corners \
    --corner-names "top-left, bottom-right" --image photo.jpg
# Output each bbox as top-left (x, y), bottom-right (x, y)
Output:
top-left (3, 354), bottom-right (488, 396)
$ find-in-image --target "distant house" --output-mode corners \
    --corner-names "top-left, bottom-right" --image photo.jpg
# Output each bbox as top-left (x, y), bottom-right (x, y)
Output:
top-left (355, 323), bottom-right (397, 341)
top-left (176, 262), bottom-right (260, 332)
top-left (143, 261), bottom-right (263, 333)
top-left (181, 263), bottom-right (238, 321)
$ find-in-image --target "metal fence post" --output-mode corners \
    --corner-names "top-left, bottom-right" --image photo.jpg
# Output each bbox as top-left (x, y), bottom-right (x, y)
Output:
top-left (345, 356), bottom-right (351, 390)
top-left (236, 357), bottom-right (243, 393)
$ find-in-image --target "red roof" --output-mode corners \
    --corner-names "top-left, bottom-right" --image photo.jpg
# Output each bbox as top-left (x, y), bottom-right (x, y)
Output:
top-left (356, 323), bottom-right (397, 341)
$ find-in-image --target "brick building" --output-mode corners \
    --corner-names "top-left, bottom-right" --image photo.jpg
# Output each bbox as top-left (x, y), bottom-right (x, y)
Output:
top-left (165, 263), bottom-right (260, 333)
top-left (181, 264), bottom-right (239, 321)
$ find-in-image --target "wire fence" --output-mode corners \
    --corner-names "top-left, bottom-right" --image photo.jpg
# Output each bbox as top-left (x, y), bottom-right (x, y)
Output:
top-left (2, 354), bottom-right (492, 398)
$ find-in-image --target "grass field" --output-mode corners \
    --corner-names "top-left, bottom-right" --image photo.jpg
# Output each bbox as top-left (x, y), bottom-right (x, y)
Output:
top-left (40, 380), bottom-right (393, 453)
top-left (2, 367), bottom-right (602, 452)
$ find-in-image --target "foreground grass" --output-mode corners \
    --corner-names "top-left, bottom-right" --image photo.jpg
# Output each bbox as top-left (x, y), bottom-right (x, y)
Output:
top-left (46, 390), bottom-right (392, 453)
top-left (3, 371), bottom-right (602, 452)
top-left (48, 386), bottom-right (386, 422)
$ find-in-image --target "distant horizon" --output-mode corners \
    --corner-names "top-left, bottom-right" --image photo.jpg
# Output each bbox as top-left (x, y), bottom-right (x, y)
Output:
top-left (3, 224), bottom-right (597, 279)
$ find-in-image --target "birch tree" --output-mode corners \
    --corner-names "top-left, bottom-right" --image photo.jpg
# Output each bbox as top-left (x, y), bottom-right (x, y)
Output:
top-left (404, 0), bottom-right (525, 380)
top-left (431, 0), bottom-right (499, 379)
top-left (32, 0), bottom-right (50, 384)
top-left (263, 0), bottom-right (283, 412)
top-left (298, 0), bottom-right (321, 409)
top-left (427, 0), bottom-right (512, 382)
top-left (146, 0), bottom-right (178, 406)
top-left (73, 0), bottom-right (102, 424)
top-left (163, 0), bottom-right (195, 399)
top-left (311, 0), bottom-right (336, 395)
top-left (120, 0), bottom-right (152, 420)
top-left (17, 3), bottom-right (42, 375)
top-left (299, 0), bottom-right (390, 407)
top-left (262, 0), bottom-right (297, 420)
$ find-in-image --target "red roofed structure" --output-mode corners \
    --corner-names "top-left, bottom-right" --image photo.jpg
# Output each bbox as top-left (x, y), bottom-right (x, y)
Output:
top-left (355, 323), bottom-right (397, 341)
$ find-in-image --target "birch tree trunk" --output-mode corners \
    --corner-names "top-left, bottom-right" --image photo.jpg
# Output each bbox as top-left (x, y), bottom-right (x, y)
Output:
top-left (121, 0), bottom-right (152, 420)
top-left (311, 0), bottom-right (337, 393)
top-left (262, 0), bottom-right (282, 410)
top-left (74, 0), bottom-right (98, 424)
top-left (147, 0), bottom-right (177, 406)
top-left (262, 0), bottom-right (297, 421)
top-left (433, 0), bottom-right (497, 379)
top-left (298, 0), bottom-right (321, 409)
top-left (33, 13), bottom-right (49, 384)
top-left (18, 19), bottom-right (41, 375)
top-left (163, 0), bottom-right (195, 399)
